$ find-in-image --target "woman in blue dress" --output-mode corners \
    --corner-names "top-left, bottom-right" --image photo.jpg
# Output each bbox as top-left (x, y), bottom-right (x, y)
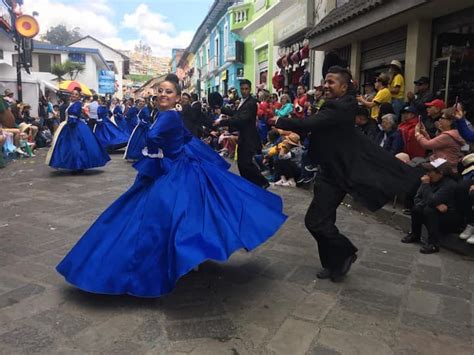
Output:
top-left (123, 97), bottom-right (151, 161)
top-left (125, 98), bottom-right (139, 135)
top-left (45, 88), bottom-right (110, 172)
top-left (93, 97), bottom-right (129, 151)
top-left (112, 98), bottom-right (129, 134)
top-left (56, 75), bottom-right (287, 297)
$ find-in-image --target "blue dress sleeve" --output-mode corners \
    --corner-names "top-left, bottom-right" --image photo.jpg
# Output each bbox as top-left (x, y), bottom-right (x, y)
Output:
top-left (97, 106), bottom-right (108, 120)
top-left (456, 119), bottom-right (474, 143)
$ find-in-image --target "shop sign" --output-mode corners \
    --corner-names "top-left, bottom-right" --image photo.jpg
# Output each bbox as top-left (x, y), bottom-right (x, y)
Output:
top-left (98, 70), bottom-right (116, 94)
top-left (68, 53), bottom-right (86, 64)
top-left (0, 4), bottom-right (12, 31)
top-left (221, 70), bottom-right (228, 81)
top-left (236, 68), bottom-right (244, 79)
top-left (274, 0), bottom-right (314, 44)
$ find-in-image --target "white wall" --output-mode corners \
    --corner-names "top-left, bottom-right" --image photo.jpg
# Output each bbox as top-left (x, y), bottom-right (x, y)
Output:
top-left (70, 38), bottom-right (125, 99)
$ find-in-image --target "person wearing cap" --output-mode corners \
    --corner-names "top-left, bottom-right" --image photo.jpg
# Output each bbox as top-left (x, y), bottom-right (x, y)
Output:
top-left (424, 99), bottom-right (445, 137)
top-left (401, 158), bottom-right (461, 253)
top-left (272, 132), bottom-right (304, 187)
top-left (363, 82), bottom-right (376, 102)
top-left (388, 60), bottom-right (405, 118)
top-left (355, 107), bottom-right (377, 141)
top-left (399, 106), bottom-right (426, 159)
top-left (357, 73), bottom-right (392, 121)
top-left (275, 66), bottom-right (419, 282)
top-left (407, 76), bottom-right (434, 120)
top-left (415, 107), bottom-right (465, 173)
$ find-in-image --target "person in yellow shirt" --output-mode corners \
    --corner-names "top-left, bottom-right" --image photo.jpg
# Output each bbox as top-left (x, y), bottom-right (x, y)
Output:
top-left (357, 73), bottom-right (392, 121)
top-left (389, 59), bottom-right (405, 118)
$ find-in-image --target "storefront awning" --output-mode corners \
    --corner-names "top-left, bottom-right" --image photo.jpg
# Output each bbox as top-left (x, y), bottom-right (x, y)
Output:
top-left (307, 0), bottom-right (386, 38)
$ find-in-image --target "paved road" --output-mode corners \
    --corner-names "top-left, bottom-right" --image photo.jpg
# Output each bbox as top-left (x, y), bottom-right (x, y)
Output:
top-left (0, 150), bottom-right (473, 354)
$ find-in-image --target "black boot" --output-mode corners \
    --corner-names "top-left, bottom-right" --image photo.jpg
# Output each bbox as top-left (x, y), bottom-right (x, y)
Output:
top-left (401, 233), bottom-right (420, 244)
top-left (316, 268), bottom-right (332, 279)
top-left (331, 254), bottom-right (357, 282)
top-left (419, 244), bottom-right (440, 254)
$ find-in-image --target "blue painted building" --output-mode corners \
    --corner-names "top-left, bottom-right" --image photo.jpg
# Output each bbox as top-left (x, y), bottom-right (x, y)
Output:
top-left (179, 0), bottom-right (243, 98)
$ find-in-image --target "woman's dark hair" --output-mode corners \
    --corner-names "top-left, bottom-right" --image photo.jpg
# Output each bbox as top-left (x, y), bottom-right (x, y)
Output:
top-left (53, 104), bottom-right (59, 109)
top-left (164, 73), bottom-right (182, 95)
top-left (326, 66), bottom-right (356, 96)
top-left (72, 87), bottom-right (82, 95)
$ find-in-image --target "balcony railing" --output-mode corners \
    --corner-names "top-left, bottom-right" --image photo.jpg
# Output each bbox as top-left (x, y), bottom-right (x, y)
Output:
top-left (230, 3), bottom-right (252, 31)
top-left (200, 64), bottom-right (208, 78)
top-left (209, 56), bottom-right (219, 73)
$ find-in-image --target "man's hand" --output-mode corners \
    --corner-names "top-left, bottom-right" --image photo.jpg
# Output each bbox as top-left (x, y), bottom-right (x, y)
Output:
top-left (469, 185), bottom-right (474, 193)
top-left (420, 174), bottom-right (431, 184)
top-left (406, 91), bottom-right (415, 101)
top-left (436, 204), bottom-right (448, 213)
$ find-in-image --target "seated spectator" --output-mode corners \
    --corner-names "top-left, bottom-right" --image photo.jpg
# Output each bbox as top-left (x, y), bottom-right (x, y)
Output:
top-left (415, 107), bottom-right (465, 173)
top-left (357, 73), bottom-right (392, 121)
top-left (355, 107), bottom-right (377, 140)
top-left (273, 133), bottom-right (304, 187)
top-left (399, 106), bottom-right (426, 159)
top-left (424, 99), bottom-right (445, 138)
top-left (401, 158), bottom-right (462, 254)
top-left (456, 153), bottom-right (474, 244)
top-left (274, 94), bottom-right (294, 118)
top-left (375, 113), bottom-right (404, 155)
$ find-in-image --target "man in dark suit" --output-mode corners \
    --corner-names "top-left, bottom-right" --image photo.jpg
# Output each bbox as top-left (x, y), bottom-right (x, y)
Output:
top-left (214, 79), bottom-right (269, 188)
top-left (275, 66), bottom-right (419, 282)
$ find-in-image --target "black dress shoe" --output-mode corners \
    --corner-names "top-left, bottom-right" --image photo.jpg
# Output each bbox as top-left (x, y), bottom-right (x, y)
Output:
top-left (316, 268), bottom-right (332, 279)
top-left (331, 254), bottom-right (357, 282)
top-left (401, 233), bottom-right (420, 244)
top-left (419, 244), bottom-right (440, 254)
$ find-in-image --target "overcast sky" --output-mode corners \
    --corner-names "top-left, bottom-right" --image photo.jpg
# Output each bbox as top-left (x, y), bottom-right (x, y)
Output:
top-left (23, 0), bottom-right (214, 56)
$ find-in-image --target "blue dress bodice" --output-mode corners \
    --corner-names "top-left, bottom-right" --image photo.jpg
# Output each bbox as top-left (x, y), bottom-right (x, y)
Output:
top-left (97, 105), bottom-right (110, 121)
top-left (67, 101), bottom-right (82, 123)
top-left (147, 110), bottom-right (184, 158)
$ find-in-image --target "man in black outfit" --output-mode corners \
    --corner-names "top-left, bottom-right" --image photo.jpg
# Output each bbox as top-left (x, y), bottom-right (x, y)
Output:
top-left (215, 79), bottom-right (269, 188)
top-left (275, 66), bottom-right (418, 282)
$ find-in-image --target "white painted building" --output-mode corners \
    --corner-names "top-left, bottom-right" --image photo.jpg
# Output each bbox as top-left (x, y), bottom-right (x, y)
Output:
top-left (69, 36), bottom-right (129, 99)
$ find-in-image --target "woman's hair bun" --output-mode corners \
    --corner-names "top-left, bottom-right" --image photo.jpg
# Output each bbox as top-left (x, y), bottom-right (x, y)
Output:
top-left (165, 73), bottom-right (179, 84)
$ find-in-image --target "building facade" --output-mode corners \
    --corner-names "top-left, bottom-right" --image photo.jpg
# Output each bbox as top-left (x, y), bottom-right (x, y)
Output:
top-left (306, 0), bottom-right (474, 114)
top-left (69, 36), bottom-right (129, 99)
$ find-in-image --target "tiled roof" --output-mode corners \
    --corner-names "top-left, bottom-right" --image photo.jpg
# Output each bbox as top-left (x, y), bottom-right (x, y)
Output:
top-left (307, 0), bottom-right (387, 37)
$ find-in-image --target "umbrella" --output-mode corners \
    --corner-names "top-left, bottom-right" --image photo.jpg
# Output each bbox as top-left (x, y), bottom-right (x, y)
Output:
top-left (59, 80), bottom-right (93, 96)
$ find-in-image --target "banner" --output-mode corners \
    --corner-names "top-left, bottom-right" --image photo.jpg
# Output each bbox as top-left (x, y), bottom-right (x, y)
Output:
top-left (98, 70), bottom-right (115, 94)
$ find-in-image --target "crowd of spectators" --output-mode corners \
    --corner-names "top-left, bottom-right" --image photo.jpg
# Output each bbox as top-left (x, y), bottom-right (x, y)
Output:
top-left (2, 60), bottom-right (474, 253)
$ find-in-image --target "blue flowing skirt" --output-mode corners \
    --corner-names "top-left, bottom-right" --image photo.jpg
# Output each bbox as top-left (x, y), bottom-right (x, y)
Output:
top-left (114, 115), bottom-right (129, 134)
top-left (125, 117), bottom-right (138, 135)
top-left (49, 120), bottom-right (110, 170)
top-left (124, 124), bottom-right (148, 160)
top-left (94, 120), bottom-right (129, 150)
top-left (56, 153), bottom-right (287, 297)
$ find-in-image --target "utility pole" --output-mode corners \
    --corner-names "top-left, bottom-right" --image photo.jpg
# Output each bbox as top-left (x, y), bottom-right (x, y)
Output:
top-left (15, 34), bottom-right (23, 102)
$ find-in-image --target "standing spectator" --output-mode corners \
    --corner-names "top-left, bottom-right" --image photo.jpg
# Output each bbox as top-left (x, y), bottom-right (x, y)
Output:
top-left (313, 85), bottom-right (325, 111)
top-left (388, 60), bottom-right (405, 118)
top-left (87, 94), bottom-right (99, 130)
top-left (59, 95), bottom-right (69, 123)
top-left (357, 73), bottom-right (392, 121)
top-left (407, 76), bottom-right (433, 121)
top-left (399, 106), bottom-right (426, 159)
top-left (375, 113), bottom-right (404, 155)
top-left (293, 85), bottom-right (307, 119)
top-left (454, 102), bottom-right (474, 143)
top-left (424, 99), bottom-right (445, 138)
top-left (415, 107), bottom-right (465, 173)
top-left (401, 158), bottom-right (461, 254)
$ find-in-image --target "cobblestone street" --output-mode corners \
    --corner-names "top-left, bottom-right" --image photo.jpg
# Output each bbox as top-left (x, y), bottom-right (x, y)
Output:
top-left (0, 150), bottom-right (473, 354)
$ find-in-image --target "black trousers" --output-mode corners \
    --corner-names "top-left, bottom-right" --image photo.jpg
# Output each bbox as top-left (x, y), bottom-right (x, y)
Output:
top-left (411, 205), bottom-right (462, 246)
top-left (237, 145), bottom-right (268, 187)
top-left (304, 174), bottom-right (358, 270)
top-left (274, 159), bottom-right (301, 180)
top-left (87, 119), bottom-right (97, 131)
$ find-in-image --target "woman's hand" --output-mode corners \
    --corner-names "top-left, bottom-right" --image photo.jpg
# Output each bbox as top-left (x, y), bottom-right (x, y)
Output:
top-left (454, 103), bottom-right (465, 120)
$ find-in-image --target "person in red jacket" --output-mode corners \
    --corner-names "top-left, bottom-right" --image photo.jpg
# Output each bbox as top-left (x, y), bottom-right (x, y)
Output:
top-left (398, 106), bottom-right (426, 159)
top-left (293, 85), bottom-right (307, 119)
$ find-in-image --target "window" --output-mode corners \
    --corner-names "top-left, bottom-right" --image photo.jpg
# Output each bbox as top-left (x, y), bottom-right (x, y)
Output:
top-left (38, 54), bottom-right (52, 72)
